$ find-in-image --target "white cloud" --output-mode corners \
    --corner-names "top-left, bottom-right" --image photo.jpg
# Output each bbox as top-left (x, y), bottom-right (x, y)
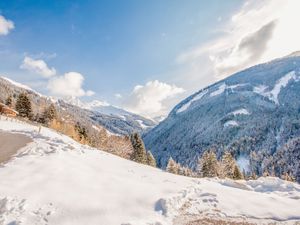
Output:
top-left (115, 93), bottom-right (122, 99)
top-left (123, 80), bottom-right (185, 118)
top-left (86, 90), bottom-right (95, 96)
top-left (20, 56), bottom-right (56, 78)
top-left (176, 0), bottom-right (300, 81)
top-left (18, 54), bottom-right (95, 99)
top-left (0, 15), bottom-right (14, 35)
top-left (47, 72), bottom-right (94, 97)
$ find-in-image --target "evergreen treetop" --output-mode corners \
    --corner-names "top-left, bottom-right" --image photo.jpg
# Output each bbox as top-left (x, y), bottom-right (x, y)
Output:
top-left (16, 93), bottom-right (32, 119)
top-left (233, 165), bottom-right (243, 180)
top-left (130, 133), bottom-right (147, 164)
top-left (5, 96), bottom-right (13, 107)
top-left (198, 150), bottom-right (219, 178)
top-left (166, 157), bottom-right (179, 174)
top-left (43, 103), bottom-right (57, 124)
top-left (221, 151), bottom-right (236, 179)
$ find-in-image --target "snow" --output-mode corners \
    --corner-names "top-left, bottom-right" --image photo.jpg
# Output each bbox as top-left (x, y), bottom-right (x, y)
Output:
top-left (0, 117), bottom-right (300, 224)
top-left (0, 76), bottom-right (43, 97)
top-left (224, 120), bottom-right (238, 127)
top-left (227, 83), bottom-right (247, 90)
top-left (236, 155), bottom-right (250, 173)
top-left (246, 177), bottom-right (300, 193)
top-left (83, 99), bottom-right (111, 109)
top-left (92, 125), bottom-right (101, 132)
top-left (153, 115), bottom-right (166, 123)
top-left (62, 97), bottom-right (110, 110)
top-left (285, 51), bottom-right (300, 58)
top-left (118, 115), bottom-right (126, 120)
top-left (61, 97), bottom-right (155, 130)
top-left (268, 71), bottom-right (297, 104)
top-left (177, 83), bottom-right (246, 112)
top-left (253, 84), bottom-right (268, 95)
top-left (1, 76), bottom-right (34, 92)
top-left (136, 119), bottom-right (149, 129)
top-left (164, 178), bottom-right (300, 223)
top-left (106, 129), bottom-right (120, 137)
top-left (231, 108), bottom-right (250, 116)
top-left (253, 71), bottom-right (299, 104)
top-left (210, 83), bottom-right (226, 97)
top-left (177, 90), bottom-right (208, 113)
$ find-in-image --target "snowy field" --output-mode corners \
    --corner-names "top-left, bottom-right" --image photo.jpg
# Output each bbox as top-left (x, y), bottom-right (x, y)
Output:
top-left (0, 116), bottom-right (300, 225)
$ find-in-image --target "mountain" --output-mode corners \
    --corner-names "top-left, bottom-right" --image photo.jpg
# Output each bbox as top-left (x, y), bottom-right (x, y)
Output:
top-left (0, 75), bottom-right (156, 158)
top-left (144, 53), bottom-right (300, 182)
top-left (63, 97), bottom-right (156, 134)
top-left (0, 76), bottom-right (155, 136)
top-left (1, 118), bottom-right (300, 224)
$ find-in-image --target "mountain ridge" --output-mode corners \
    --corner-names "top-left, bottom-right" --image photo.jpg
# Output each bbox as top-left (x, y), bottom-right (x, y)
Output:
top-left (144, 54), bottom-right (300, 182)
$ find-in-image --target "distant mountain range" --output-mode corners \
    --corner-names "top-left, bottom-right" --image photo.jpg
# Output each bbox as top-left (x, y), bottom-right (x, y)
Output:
top-left (144, 52), bottom-right (300, 182)
top-left (0, 76), bottom-right (156, 136)
top-left (62, 96), bottom-right (156, 135)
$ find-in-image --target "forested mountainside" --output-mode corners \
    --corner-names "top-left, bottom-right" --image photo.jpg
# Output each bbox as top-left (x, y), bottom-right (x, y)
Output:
top-left (144, 53), bottom-right (300, 182)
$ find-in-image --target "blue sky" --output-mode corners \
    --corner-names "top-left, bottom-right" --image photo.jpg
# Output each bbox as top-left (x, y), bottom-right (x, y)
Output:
top-left (0, 0), bottom-right (299, 118)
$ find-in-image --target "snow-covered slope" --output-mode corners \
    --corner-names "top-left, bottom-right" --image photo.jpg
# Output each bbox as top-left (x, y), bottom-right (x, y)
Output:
top-left (0, 117), bottom-right (300, 225)
top-left (0, 76), bottom-right (37, 94)
top-left (144, 54), bottom-right (300, 182)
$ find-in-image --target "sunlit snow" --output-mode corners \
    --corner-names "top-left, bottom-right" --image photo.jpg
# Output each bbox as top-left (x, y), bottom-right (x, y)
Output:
top-left (210, 83), bottom-right (226, 97)
top-left (231, 108), bottom-right (250, 116)
top-left (224, 120), bottom-right (238, 127)
top-left (177, 90), bottom-right (208, 113)
top-left (0, 117), bottom-right (300, 224)
top-left (253, 71), bottom-right (299, 104)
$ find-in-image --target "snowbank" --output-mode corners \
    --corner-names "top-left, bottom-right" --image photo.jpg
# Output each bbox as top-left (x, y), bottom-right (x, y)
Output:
top-left (0, 117), bottom-right (300, 225)
top-left (224, 120), bottom-right (239, 127)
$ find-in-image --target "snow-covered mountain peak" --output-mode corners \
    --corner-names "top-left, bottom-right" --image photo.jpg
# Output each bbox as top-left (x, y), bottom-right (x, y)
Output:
top-left (61, 96), bottom-right (109, 109)
top-left (83, 99), bottom-right (110, 109)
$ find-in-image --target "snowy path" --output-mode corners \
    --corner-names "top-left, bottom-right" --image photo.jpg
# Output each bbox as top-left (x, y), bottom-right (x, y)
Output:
top-left (0, 116), bottom-right (300, 225)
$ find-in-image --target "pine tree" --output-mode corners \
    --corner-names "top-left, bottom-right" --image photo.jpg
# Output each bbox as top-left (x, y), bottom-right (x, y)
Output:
top-left (282, 172), bottom-right (295, 182)
top-left (16, 93), bottom-right (32, 119)
top-left (146, 151), bottom-right (156, 167)
top-left (221, 151), bottom-right (236, 179)
top-left (42, 104), bottom-right (57, 124)
top-left (178, 165), bottom-right (193, 177)
top-left (198, 150), bottom-right (219, 177)
top-left (233, 165), bottom-right (243, 180)
top-left (75, 122), bottom-right (88, 141)
top-left (130, 133), bottom-right (147, 164)
top-left (166, 157), bottom-right (179, 174)
top-left (5, 96), bottom-right (13, 107)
